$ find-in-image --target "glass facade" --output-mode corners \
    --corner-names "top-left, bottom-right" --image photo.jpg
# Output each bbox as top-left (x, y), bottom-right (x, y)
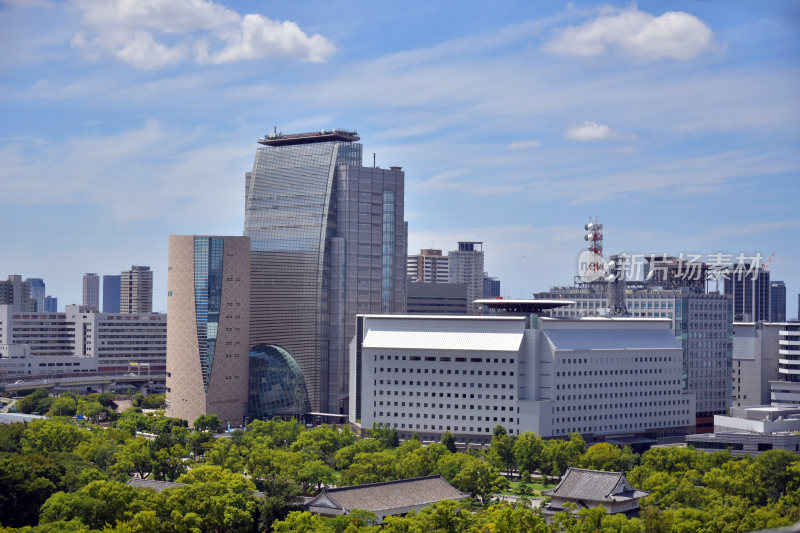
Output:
top-left (381, 190), bottom-right (395, 313)
top-left (244, 133), bottom-right (406, 414)
top-left (194, 237), bottom-right (224, 392)
top-left (248, 344), bottom-right (311, 419)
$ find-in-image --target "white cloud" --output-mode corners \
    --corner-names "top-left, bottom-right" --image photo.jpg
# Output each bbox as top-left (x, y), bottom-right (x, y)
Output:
top-left (545, 6), bottom-right (716, 61)
top-left (564, 121), bottom-right (615, 141)
top-left (71, 0), bottom-right (335, 69)
top-left (509, 140), bottom-right (541, 150)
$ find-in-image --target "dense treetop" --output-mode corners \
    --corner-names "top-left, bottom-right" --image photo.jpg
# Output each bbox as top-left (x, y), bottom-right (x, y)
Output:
top-left (0, 390), bottom-right (798, 532)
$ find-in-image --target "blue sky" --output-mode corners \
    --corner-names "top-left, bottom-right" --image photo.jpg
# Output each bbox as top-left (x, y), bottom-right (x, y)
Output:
top-left (1, 0), bottom-right (798, 317)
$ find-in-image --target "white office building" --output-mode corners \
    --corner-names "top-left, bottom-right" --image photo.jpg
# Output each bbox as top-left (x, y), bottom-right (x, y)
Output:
top-left (0, 304), bottom-right (166, 376)
top-left (350, 302), bottom-right (695, 444)
top-left (772, 323), bottom-right (800, 405)
top-left (535, 287), bottom-right (731, 431)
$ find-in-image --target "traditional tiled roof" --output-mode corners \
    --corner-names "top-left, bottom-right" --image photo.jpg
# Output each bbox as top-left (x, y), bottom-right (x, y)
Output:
top-left (307, 475), bottom-right (464, 514)
top-left (542, 467), bottom-right (648, 503)
top-left (126, 478), bottom-right (185, 492)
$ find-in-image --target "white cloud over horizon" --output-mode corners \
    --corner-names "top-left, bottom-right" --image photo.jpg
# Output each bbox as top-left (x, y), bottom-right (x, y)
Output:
top-left (509, 140), bottom-right (541, 150)
top-left (545, 5), bottom-right (717, 61)
top-left (564, 121), bottom-right (616, 141)
top-left (70, 0), bottom-right (335, 69)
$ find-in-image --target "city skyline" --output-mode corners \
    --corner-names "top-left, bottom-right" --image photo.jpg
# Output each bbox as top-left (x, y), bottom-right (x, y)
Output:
top-left (1, 1), bottom-right (798, 317)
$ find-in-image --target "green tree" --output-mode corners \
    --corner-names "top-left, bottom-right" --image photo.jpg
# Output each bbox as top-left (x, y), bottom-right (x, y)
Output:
top-left (244, 417), bottom-right (304, 448)
top-left (334, 438), bottom-right (383, 470)
top-left (579, 442), bottom-right (638, 472)
top-left (141, 394), bottom-right (166, 409)
top-left (15, 388), bottom-right (54, 414)
top-left (440, 431), bottom-right (457, 453)
top-left (755, 449), bottom-right (798, 501)
top-left (291, 425), bottom-right (356, 466)
top-left (169, 465), bottom-right (258, 533)
top-left (340, 450), bottom-right (398, 486)
top-left (0, 454), bottom-right (65, 527)
top-left (47, 396), bottom-right (77, 417)
top-left (111, 438), bottom-right (153, 480)
top-left (0, 422), bottom-right (25, 453)
top-left (39, 479), bottom-right (157, 530)
top-left (369, 423), bottom-right (400, 449)
top-left (298, 459), bottom-right (337, 490)
top-left (513, 431), bottom-right (544, 477)
top-left (152, 444), bottom-right (188, 481)
top-left (21, 417), bottom-right (88, 454)
top-left (257, 476), bottom-right (303, 531)
top-left (77, 400), bottom-right (106, 422)
top-left (489, 431), bottom-right (516, 477)
top-left (193, 413), bottom-right (221, 433)
top-left (272, 511), bottom-right (336, 533)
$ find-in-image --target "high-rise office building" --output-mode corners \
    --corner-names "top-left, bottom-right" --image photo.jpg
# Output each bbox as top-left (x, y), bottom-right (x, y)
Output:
top-left (103, 275), bottom-right (121, 313)
top-left (245, 130), bottom-right (407, 414)
top-left (483, 273), bottom-right (501, 299)
top-left (407, 249), bottom-right (449, 283)
top-left (44, 296), bottom-right (58, 312)
top-left (724, 266), bottom-right (770, 322)
top-left (26, 278), bottom-right (45, 312)
top-left (121, 266), bottom-right (153, 314)
top-left (83, 273), bottom-right (100, 311)
top-left (0, 275), bottom-right (35, 312)
top-left (166, 235), bottom-right (251, 426)
top-left (407, 282), bottom-right (467, 315)
top-left (770, 281), bottom-right (786, 322)
top-left (771, 323), bottom-right (800, 405)
top-left (448, 242), bottom-right (484, 314)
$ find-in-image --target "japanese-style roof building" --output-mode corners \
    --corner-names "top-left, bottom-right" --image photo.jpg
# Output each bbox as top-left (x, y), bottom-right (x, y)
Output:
top-left (304, 475), bottom-right (464, 522)
top-left (126, 478), bottom-right (185, 492)
top-left (542, 467), bottom-right (648, 520)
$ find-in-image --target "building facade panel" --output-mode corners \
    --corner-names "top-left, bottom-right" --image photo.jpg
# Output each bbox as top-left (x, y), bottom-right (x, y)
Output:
top-left (166, 235), bottom-right (250, 426)
top-left (351, 314), bottom-right (694, 445)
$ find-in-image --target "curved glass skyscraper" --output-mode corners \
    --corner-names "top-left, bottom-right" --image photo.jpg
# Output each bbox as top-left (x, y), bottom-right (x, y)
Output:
top-left (244, 130), bottom-right (407, 414)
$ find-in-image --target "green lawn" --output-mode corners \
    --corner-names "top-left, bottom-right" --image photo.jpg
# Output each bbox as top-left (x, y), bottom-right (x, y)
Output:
top-left (497, 480), bottom-right (549, 497)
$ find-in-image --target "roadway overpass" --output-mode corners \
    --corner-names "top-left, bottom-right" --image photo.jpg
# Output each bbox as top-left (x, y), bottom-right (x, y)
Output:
top-left (0, 372), bottom-right (166, 394)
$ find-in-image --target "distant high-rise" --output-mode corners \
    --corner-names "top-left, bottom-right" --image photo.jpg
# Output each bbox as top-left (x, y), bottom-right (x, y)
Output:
top-left (770, 281), bottom-right (786, 322)
top-left (0, 275), bottom-right (35, 312)
top-left (407, 249), bottom-right (449, 283)
top-left (44, 296), bottom-right (58, 312)
top-left (121, 266), bottom-right (153, 313)
top-left (483, 273), bottom-right (500, 299)
top-left (244, 129), bottom-right (407, 414)
top-left (448, 242), bottom-right (484, 314)
top-left (166, 236), bottom-right (251, 426)
top-left (82, 273), bottom-right (100, 311)
top-left (26, 278), bottom-right (45, 312)
top-left (103, 275), bottom-right (121, 313)
top-left (407, 282), bottom-right (467, 315)
top-left (725, 266), bottom-right (770, 322)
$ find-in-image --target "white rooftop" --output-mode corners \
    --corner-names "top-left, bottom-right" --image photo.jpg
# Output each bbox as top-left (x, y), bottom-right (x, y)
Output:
top-left (543, 328), bottom-right (681, 351)
top-left (362, 329), bottom-right (524, 352)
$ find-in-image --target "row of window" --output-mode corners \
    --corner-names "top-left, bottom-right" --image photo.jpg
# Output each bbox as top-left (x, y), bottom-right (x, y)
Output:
top-left (378, 380), bottom-right (514, 390)
top-left (377, 368), bottom-right (513, 377)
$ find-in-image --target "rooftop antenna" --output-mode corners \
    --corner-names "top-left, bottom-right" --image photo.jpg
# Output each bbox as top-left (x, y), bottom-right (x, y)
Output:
top-left (373, 153), bottom-right (376, 168)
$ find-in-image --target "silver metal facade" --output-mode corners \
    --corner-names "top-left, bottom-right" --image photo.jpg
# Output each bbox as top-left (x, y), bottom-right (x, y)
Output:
top-left (244, 135), bottom-right (407, 413)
